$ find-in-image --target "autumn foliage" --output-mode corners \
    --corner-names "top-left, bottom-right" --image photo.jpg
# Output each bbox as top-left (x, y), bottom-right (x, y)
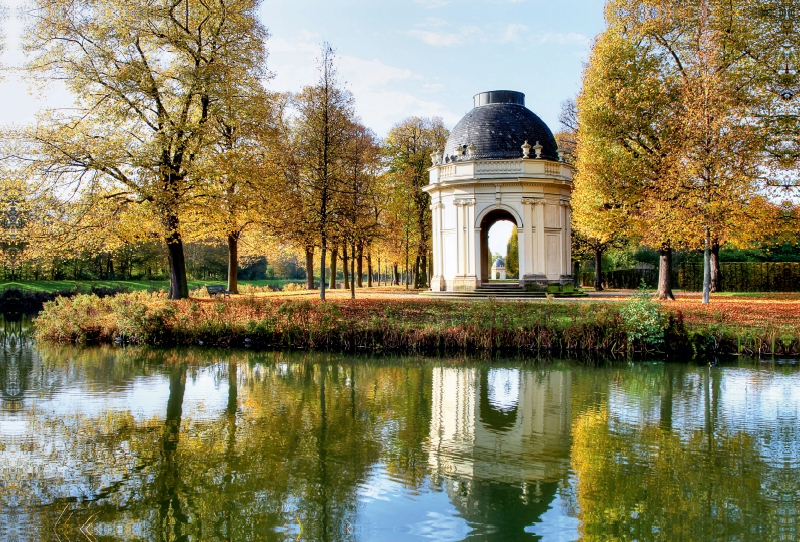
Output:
top-left (33, 292), bottom-right (800, 357)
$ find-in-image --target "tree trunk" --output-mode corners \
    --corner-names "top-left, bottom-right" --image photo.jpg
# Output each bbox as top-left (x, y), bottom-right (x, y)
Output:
top-left (702, 229), bottom-right (711, 305)
top-left (710, 239), bottom-right (721, 293)
top-left (305, 247), bottom-right (315, 290)
top-left (227, 231), bottom-right (240, 294)
top-left (573, 260), bottom-right (581, 287)
top-left (350, 243), bottom-right (356, 299)
top-left (329, 247), bottom-right (338, 289)
top-left (593, 247), bottom-right (604, 292)
top-left (342, 244), bottom-right (350, 289)
top-left (356, 244), bottom-right (364, 288)
top-left (165, 215), bottom-right (189, 300)
top-left (320, 240), bottom-right (327, 301)
top-left (427, 252), bottom-right (433, 287)
top-left (107, 254), bottom-right (114, 280)
top-left (367, 253), bottom-right (373, 287)
top-left (392, 264), bottom-right (399, 286)
top-left (657, 243), bottom-right (675, 300)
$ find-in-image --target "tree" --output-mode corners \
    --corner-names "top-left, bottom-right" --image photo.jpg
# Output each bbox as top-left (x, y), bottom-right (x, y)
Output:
top-left (340, 121), bottom-right (382, 299)
top-left (191, 89), bottom-right (284, 294)
top-left (293, 44), bottom-right (355, 301)
top-left (505, 225), bottom-right (519, 278)
top-left (20, 0), bottom-right (267, 299)
top-left (576, 2), bottom-right (690, 299)
top-left (581, 0), bottom-right (774, 305)
top-left (383, 117), bottom-right (448, 289)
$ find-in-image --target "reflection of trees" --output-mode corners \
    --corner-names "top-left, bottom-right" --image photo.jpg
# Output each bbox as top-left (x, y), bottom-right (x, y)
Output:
top-left (8, 349), bottom-right (407, 540)
top-left (0, 316), bottom-right (35, 410)
top-left (12, 345), bottom-right (798, 541)
top-left (573, 405), bottom-right (774, 541)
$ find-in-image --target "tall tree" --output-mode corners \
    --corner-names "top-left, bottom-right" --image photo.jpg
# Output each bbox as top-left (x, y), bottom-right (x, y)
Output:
top-left (293, 44), bottom-right (355, 301)
top-left (191, 90), bottom-right (284, 294)
top-left (340, 121), bottom-right (381, 299)
top-left (383, 117), bottom-right (448, 289)
top-left (20, 0), bottom-right (267, 299)
top-left (505, 225), bottom-right (519, 278)
top-left (576, 1), bottom-right (691, 300)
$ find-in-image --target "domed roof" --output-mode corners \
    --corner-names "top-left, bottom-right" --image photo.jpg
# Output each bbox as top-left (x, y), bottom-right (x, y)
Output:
top-left (443, 91), bottom-right (558, 162)
top-left (492, 257), bottom-right (505, 268)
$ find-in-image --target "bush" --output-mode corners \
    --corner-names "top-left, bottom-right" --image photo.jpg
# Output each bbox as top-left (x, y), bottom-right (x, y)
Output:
top-left (619, 282), bottom-right (665, 348)
top-left (282, 283), bottom-right (306, 292)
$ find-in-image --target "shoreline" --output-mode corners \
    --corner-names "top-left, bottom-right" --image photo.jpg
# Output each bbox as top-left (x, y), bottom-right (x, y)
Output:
top-left (31, 291), bottom-right (800, 359)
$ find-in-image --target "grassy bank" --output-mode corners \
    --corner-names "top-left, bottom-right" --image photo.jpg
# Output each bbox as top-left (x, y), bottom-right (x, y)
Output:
top-left (0, 279), bottom-right (303, 294)
top-left (32, 291), bottom-right (800, 358)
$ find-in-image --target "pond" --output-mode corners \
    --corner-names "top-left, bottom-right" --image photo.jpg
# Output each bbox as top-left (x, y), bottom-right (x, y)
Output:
top-left (1, 317), bottom-right (799, 541)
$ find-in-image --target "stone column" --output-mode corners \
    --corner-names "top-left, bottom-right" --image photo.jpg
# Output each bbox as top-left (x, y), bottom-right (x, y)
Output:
top-left (534, 199), bottom-right (547, 278)
top-left (560, 200), bottom-right (572, 281)
top-left (453, 198), bottom-right (477, 291)
top-left (520, 198), bottom-right (534, 280)
top-left (430, 200), bottom-right (445, 291)
top-left (466, 199), bottom-right (477, 278)
top-left (454, 199), bottom-right (465, 277)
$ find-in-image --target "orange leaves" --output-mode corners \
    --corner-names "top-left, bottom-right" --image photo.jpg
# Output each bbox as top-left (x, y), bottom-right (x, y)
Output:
top-left (661, 295), bottom-right (800, 328)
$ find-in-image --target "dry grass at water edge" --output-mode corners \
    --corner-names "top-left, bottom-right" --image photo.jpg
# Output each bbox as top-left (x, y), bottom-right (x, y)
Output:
top-left (31, 290), bottom-right (800, 357)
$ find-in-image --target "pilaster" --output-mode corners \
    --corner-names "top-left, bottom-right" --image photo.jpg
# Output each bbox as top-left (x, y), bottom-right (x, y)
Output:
top-left (520, 198), bottom-right (534, 279)
top-left (453, 198), bottom-right (478, 291)
top-left (430, 201), bottom-right (446, 291)
top-left (560, 200), bottom-right (572, 281)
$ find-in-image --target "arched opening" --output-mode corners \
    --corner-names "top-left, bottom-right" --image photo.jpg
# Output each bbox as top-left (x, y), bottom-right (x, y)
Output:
top-left (479, 368), bottom-right (520, 432)
top-left (479, 209), bottom-right (519, 283)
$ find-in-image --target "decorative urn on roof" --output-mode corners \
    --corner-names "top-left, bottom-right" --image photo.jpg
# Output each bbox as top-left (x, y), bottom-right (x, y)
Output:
top-left (424, 90), bottom-right (575, 293)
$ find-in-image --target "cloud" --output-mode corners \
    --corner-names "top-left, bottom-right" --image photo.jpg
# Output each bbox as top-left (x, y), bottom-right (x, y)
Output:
top-left (269, 32), bottom-right (320, 54)
top-left (407, 29), bottom-right (465, 47)
top-left (407, 19), bottom-right (485, 47)
top-left (422, 83), bottom-right (446, 92)
top-left (407, 20), bottom-right (589, 49)
top-left (338, 55), bottom-right (421, 89)
top-left (413, 0), bottom-right (452, 7)
top-left (354, 90), bottom-right (460, 135)
top-left (266, 31), bottom-right (456, 135)
top-left (501, 23), bottom-right (530, 43)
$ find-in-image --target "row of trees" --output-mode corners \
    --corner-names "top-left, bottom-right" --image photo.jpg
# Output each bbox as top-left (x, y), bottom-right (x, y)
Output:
top-left (2, 0), bottom-right (446, 299)
top-left (571, 0), bottom-right (795, 301)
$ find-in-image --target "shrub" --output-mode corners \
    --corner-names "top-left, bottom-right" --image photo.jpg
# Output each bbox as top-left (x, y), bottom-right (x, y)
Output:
top-left (619, 282), bottom-right (665, 348)
top-left (238, 284), bottom-right (276, 294)
top-left (283, 283), bottom-right (306, 292)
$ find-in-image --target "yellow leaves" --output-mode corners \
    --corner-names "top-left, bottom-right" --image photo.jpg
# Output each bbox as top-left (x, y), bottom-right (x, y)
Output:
top-left (575, 0), bottom-right (779, 252)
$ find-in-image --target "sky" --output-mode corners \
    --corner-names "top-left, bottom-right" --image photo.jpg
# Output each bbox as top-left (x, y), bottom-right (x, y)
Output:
top-left (0, 0), bottom-right (607, 255)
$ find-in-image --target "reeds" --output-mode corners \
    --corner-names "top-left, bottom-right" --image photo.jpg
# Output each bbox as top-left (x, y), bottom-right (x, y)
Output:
top-left (32, 291), bottom-right (800, 358)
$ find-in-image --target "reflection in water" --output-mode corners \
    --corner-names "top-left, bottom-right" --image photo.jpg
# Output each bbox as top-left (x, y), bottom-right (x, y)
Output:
top-left (430, 367), bottom-right (572, 540)
top-left (0, 331), bottom-right (798, 541)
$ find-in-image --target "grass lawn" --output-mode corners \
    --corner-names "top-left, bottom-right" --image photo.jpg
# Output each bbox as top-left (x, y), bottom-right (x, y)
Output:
top-left (0, 279), bottom-right (304, 294)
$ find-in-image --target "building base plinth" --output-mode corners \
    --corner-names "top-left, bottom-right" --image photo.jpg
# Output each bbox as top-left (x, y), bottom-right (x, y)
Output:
top-left (452, 276), bottom-right (479, 292)
top-left (430, 276), bottom-right (447, 292)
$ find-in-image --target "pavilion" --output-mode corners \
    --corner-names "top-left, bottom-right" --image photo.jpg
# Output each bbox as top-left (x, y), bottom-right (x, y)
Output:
top-left (423, 90), bottom-right (575, 293)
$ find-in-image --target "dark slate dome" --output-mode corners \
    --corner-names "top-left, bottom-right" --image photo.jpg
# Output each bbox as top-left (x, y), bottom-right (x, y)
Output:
top-left (443, 90), bottom-right (558, 161)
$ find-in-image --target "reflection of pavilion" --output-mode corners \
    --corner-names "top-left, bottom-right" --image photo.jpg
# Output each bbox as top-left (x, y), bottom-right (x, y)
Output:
top-left (428, 367), bottom-right (572, 537)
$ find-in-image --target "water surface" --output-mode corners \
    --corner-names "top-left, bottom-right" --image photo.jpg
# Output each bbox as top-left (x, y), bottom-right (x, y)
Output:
top-left (1, 318), bottom-right (798, 541)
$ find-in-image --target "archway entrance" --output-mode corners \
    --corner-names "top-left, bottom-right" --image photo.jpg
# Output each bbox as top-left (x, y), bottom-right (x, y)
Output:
top-left (479, 209), bottom-right (519, 283)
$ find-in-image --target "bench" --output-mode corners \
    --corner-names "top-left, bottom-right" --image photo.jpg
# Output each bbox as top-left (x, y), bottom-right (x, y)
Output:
top-left (206, 285), bottom-right (232, 298)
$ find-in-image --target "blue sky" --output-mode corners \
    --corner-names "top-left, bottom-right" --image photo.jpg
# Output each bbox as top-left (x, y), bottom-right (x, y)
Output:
top-left (0, 0), bottom-right (606, 136)
top-left (1, 0), bottom-right (606, 256)
top-left (262, 0), bottom-right (606, 134)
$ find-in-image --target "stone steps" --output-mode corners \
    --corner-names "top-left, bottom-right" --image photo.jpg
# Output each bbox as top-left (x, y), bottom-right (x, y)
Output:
top-left (421, 282), bottom-right (587, 299)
